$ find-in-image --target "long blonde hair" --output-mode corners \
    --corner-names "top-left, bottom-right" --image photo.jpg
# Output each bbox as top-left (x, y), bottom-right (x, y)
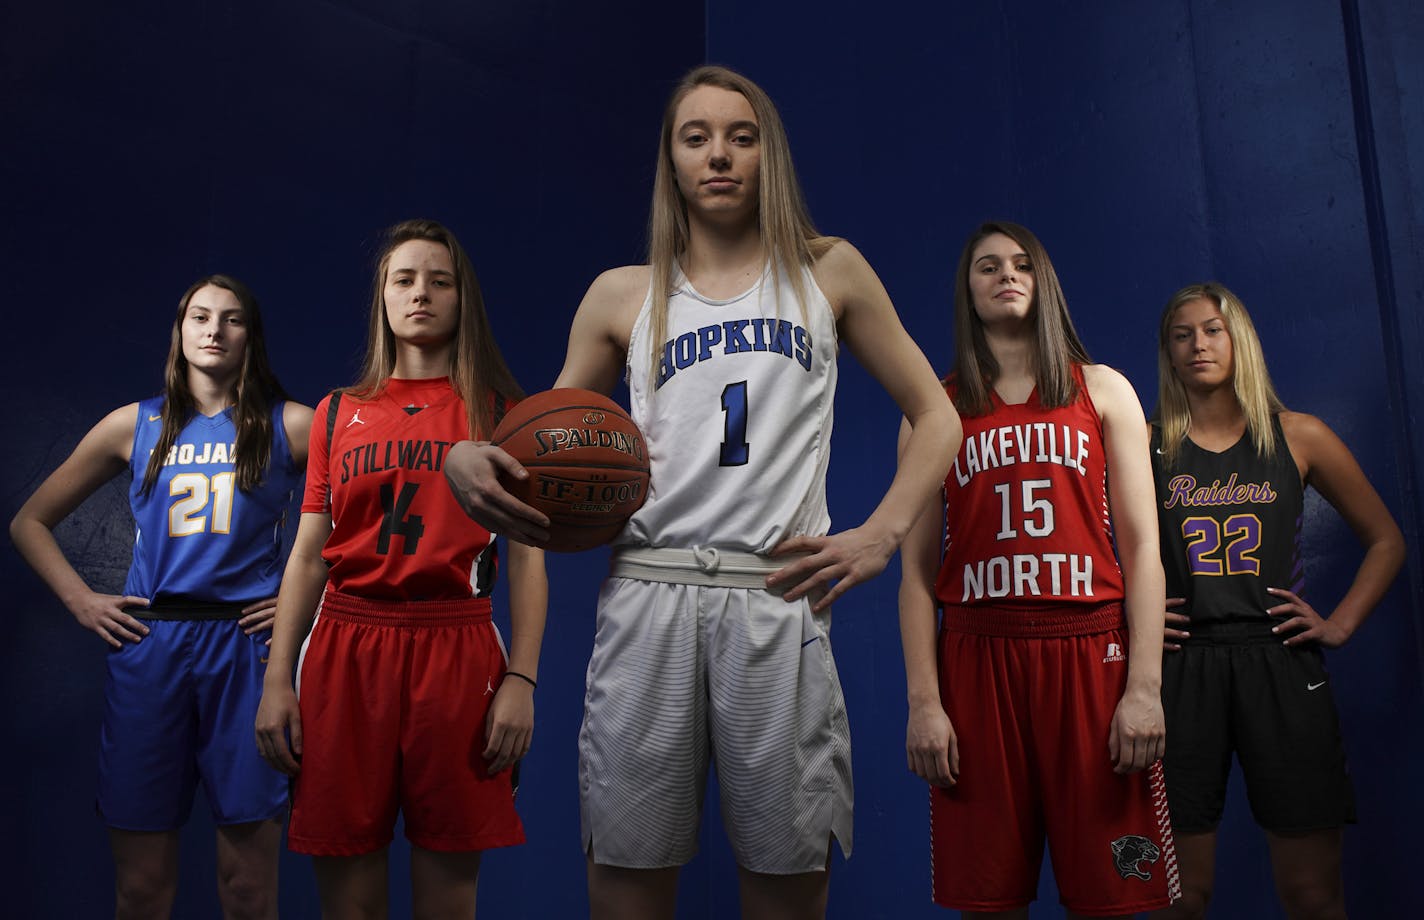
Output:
top-left (646, 66), bottom-right (836, 387)
top-left (949, 221), bottom-right (1090, 416)
top-left (1153, 282), bottom-right (1285, 467)
top-left (346, 219), bottom-right (524, 439)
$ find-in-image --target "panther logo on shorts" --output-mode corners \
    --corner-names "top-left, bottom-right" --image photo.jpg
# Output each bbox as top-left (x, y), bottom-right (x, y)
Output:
top-left (1110, 834), bottom-right (1161, 881)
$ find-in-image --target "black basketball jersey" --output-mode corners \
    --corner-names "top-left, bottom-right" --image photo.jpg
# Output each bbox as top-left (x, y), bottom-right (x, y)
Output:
top-left (1151, 416), bottom-right (1304, 624)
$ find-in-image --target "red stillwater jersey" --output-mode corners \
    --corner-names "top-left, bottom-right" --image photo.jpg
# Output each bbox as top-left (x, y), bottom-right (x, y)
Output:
top-left (935, 366), bottom-right (1124, 608)
top-left (304, 377), bottom-right (497, 601)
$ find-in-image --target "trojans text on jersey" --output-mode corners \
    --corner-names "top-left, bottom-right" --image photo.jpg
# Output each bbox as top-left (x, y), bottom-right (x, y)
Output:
top-left (153, 441), bottom-right (237, 467)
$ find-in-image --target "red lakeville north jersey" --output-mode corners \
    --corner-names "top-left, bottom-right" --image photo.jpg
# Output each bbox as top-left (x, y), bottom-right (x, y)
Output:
top-left (935, 371), bottom-right (1124, 608)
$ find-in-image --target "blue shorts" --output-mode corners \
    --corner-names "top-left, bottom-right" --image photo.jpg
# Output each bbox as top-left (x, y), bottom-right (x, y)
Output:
top-left (98, 618), bottom-right (287, 830)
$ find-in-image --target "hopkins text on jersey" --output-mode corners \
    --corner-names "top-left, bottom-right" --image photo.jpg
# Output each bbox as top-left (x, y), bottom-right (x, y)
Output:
top-left (657, 318), bottom-right (812, 389)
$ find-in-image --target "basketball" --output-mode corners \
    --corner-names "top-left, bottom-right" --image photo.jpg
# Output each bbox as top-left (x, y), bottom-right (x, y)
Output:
top-left (491, 388), bottom-right (650, 553)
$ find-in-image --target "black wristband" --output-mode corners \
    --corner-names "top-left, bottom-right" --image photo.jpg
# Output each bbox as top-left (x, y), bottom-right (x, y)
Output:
top-left (503, 670), bottom-right (537, 690)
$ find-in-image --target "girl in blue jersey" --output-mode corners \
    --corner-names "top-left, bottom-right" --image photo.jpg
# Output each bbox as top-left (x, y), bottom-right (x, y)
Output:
top-left (1148, 283), bottom-right (1404, 920)
top-left (11, 275), bottom-right (312, 920)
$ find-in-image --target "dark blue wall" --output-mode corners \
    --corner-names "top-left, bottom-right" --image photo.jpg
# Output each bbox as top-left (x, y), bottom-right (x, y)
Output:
top-left (1, 2), bottom-right (700, 918)
top-left (709, 0), bottom-right (1424, 917)
top-left (5, 1), bottom-right (1421, 918)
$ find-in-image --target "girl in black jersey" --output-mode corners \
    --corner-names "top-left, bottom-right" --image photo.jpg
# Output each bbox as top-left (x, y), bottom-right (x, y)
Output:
top-left (1148, 282), bottom-right (1404, 920)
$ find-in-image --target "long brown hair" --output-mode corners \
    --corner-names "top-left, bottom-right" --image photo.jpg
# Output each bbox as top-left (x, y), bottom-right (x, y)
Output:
top-left (949, 221), bottom-right (1090, 416)
top-left (346, 219), bottom-right (524, 438)
top-left (140, 275), bottom-right (289, 495)
top-left (646, 66), bottom-right (838, 387)
top-left (1153, 281), bottom-right (1285, 467)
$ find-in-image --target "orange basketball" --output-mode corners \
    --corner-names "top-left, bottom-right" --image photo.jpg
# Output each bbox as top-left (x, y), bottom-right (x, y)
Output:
top-left (492, 388), bottom-right (650, 553)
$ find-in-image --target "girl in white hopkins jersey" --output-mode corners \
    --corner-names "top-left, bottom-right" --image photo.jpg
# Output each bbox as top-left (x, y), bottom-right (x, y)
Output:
top-left (442, 65), bottom-right (961, 920)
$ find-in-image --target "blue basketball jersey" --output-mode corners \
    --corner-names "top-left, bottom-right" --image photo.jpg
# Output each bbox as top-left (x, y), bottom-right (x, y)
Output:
top-left (123, 398), bottom-right (300, 605)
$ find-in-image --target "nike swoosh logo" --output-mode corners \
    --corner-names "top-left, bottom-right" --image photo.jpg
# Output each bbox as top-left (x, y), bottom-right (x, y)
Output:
top-left (1307, 681), bottom-right (1327, 691)
top-left (259, 656), bottom-right (270, 665)
top-left (1154, 447), bottom-right (1164, 455)
top-left (148, 414), bottom-right (162, 421)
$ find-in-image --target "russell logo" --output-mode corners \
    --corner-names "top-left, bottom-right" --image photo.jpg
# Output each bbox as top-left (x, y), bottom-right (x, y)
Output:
top-left (1103, 642), bottom-right (1125, 663)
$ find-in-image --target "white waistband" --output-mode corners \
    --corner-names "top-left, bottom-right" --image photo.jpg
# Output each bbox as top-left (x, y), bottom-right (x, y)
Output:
top-left (609, 546), bottom-right (799, 590)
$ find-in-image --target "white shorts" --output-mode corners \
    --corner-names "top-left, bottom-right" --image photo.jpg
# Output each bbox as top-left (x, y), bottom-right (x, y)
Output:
top-left (578, 548), bottom-right (853, 874)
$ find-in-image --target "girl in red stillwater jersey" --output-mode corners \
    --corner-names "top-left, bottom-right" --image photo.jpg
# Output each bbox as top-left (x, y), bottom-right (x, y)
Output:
top-left (898, 221), bottom-right (1178, 918)
top-left (255, 219), bottom-right (547, 918)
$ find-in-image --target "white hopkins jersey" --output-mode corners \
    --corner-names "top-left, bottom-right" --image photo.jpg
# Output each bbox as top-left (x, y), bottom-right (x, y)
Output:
top-left (619, 261), bottom-right (838, 552)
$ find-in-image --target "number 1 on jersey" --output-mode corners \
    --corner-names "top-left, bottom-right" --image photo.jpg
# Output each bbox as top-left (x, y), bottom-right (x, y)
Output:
top-left (720, 381), bottom-right (749, 466)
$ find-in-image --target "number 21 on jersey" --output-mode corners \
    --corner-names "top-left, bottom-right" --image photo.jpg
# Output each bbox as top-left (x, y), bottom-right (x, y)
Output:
top-left (168, 472), bottom-right (234, 536)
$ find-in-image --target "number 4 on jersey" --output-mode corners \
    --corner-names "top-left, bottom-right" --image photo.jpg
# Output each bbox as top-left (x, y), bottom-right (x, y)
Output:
top-left (378, 482), bottom-right (425, 554)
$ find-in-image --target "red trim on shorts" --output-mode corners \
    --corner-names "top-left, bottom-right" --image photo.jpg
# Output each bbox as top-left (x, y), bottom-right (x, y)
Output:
top-left (318, 588), bottom-right (492, 627)
top-left (940, 602), bottom-right (1123, 638)
top-left (1150, 760), bottom-right (1183, 903)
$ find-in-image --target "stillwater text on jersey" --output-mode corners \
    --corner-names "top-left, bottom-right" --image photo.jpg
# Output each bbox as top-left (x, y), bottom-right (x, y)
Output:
top-left (339, 439), bottom-right (457, 484)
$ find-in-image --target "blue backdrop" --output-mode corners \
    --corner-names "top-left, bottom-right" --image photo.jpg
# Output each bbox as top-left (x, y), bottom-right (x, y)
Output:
top-left (4, 1), bottom-right (1419, 917)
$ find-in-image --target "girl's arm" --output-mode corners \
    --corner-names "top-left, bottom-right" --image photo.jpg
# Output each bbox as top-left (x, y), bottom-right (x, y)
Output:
top-left (254, 510), bottom-right (331, 775)
top-left (483, 540), bottom-right (549, 774)
top-left (772, 241), bottom-right (963, 609)
top-left (9, 404), bottom-right (151, 647)
top-left (1086, 365), bottom-right (1166, 774)
top-left (896, 417), bottom-right (959, 787)
top-left (1269, 411), bottom-right (1406, 647)
top-left (237, 400), bottom-right (317, 639)
top-left (283, 400), bottom-right (315, 469)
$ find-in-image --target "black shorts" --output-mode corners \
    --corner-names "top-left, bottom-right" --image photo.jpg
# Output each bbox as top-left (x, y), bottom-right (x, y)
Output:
top-left (1161, 621), bottom-right (1355, 834)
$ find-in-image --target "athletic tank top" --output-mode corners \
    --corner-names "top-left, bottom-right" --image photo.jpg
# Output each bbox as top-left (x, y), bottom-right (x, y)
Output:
top-left (618, 261), bottom-right (838, 552)
top-left (124, 397), bottom-right (299, 605)
top-left (1151, 415), bottom-right (1304, 624)
top-left (303, 377), bottom-right (498, 601)
top-left (935, 366), bottom-right (1125, 608)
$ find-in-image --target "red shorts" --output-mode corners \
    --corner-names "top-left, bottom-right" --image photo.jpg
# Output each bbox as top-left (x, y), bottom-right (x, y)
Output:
top-left (931, 604), bottom-right (1178, 915)
top-left (288, 590), bottom-right (524, 856)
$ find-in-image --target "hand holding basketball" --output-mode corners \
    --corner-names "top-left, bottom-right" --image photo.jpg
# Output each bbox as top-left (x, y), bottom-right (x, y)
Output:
top-left (490, 389), bottom-right (650, 553)
top-left (443, 441), bottom-right (552, 546)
